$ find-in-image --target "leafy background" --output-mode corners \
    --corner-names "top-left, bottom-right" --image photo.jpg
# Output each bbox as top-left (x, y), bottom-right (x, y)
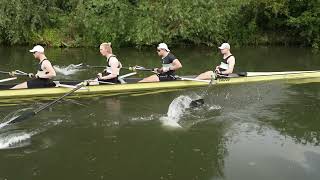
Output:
top-left (0, 0), bottom-right (318, 48)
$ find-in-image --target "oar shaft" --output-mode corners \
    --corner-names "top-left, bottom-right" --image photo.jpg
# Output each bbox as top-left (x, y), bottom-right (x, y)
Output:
top-left (122, 67), bottom-right (154, 72)
top-left (0, 69), bottom-right (31, 77)
top-left (200, 77), bottom-right (215, 97)
top-left (88, 65), bottom-right (106, 68)
top-left (0, 77), bottom-right (17, 83)
top-left (34, 83), bottom-right (85, 114)
top-left (177, 76), bottom-right (211, 83)
top-left (0, 70), bottom-right (10, 74)
top-left (79, 63), bottom-right (155, 72)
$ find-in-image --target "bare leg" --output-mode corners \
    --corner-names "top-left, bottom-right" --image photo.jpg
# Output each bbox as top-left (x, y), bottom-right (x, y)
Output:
top-left (10, 82), bottom-right (28, 89)
top-left (139, 75), bottom-right (160, 83)
top-left (196, 71), bottom-right (214, 80)
top-left (88, 78), bottom-right (99, 86)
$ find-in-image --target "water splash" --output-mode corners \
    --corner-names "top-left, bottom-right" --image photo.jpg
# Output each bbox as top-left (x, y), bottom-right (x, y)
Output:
top-left (0, 131), bottom-right (32, 149)
top-left (0, 121), bottom-right (9, 129)
top-left (54, 63), bottom-right (83, 76)
top-left (0, 118), bottom-right (64, 150)
top-left (160, 96), bottom-right (193, 128)
top-left (0, 108), bottom-right (34, 129)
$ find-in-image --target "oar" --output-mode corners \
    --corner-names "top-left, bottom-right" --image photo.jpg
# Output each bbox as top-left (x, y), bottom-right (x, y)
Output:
top-left (6, 71), bottom-right (139, 123)
top-left (0, 77), bottom-right (17, 83)
top-left (74, 63), bottom-right (105, 69)
top-left (243, 70), bottom-right (320, 77)
top-left (123, 66), bottom-right (154, 72)
top-left (0, 70), bottom-right (26, 76)
top-left (0, 70), bottom-right (11, 74)
top-left (0, 69), bottom-right (33, 77)
top-left (175, 76), bottom-right (211, 83)
top-left (77, 63), bottom-right (154, 72)
top-left (8, 81), bottom-right (88, 124)
top-left (189, 73), bottom-right (217, 108)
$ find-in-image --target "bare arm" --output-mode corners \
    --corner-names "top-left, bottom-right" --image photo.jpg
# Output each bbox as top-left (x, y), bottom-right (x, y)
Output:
top-left (99, 58), bottom-right (120, 80)
top-left (160, 59), bottom-right (182, 72)
top-left (170, 59), bottom-right (182, 70)
top-left (38, 61), bottom-right (56, 78)
top-left (221, 56), bottom-right (235, 74)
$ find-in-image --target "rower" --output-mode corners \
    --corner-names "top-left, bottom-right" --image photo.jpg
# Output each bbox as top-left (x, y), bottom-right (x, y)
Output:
top-left (139, 43), bottom-right (182, 82)
top-left (11, 45), bottom-right (56, 89)
top-left (88, 42), bottom-right (122, 85)
top-left (196, 43), bottom-right (236, 80)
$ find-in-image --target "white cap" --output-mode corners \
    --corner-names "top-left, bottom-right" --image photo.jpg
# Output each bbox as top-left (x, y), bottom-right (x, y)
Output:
top-left (218, 43), bottom-right (230, 50)
top-left (29, 45), bottom-right (45, 53)
top-left (157, 43), bottom-right (170, 52)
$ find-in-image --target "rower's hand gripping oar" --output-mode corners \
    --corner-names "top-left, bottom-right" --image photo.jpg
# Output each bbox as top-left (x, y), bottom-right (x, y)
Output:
top-left (189, 73), bottom-right (217, 108)
top-left (0, 69), bottom-right (33, 77)
top-left (125, 65), bottom-right (154, 72)
top-left (0, 70), bottom-right (35, 83)
top-left (70, 63), bottom-right (157, 75)
top-left (8, 81), bottom-right (89, 124)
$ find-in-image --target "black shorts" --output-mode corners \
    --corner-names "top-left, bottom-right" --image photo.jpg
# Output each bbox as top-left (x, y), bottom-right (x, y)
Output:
top-left (157, 74), bottom-right (176, 82)
top-left (98, 77), bottom-right (119, 84)
top-left (27, 78), bottom-right (55, 88)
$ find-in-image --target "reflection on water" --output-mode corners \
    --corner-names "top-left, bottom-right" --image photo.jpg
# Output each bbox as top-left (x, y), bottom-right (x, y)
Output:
top-left (258, 83), bottom-right (320, 146)
top-left (225, 122), bottom-right (320, 180)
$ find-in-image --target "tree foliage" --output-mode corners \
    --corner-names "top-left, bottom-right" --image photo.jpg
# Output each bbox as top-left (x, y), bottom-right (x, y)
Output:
top-left (0, 0), bottom-right (318, 48)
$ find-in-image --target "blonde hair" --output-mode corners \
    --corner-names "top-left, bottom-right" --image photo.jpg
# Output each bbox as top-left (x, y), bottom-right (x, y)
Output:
top-left (100, 42), bottom-right (112, 54)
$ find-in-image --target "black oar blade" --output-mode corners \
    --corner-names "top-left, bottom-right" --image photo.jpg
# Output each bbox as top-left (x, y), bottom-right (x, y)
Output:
top-left (8, 111), bottom-right (36, 124)
top-left (190, 99), bottom-right (205, 108)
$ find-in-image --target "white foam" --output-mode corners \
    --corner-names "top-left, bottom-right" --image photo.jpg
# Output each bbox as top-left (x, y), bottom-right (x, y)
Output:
top-left (160, 96), bottom-right (192, 128)
top-left (0, 114), bottom-right (23, 129)
top-left (160, 117), bottom-right (182, 128)
top-left (0, 132), bottom-right (31, 149)
top-left (54, 64), bottom-right (83, 75)
top-left (0, 121), bottom-right (9, 129)
top-left (1, 107), bottom-right (34, 129)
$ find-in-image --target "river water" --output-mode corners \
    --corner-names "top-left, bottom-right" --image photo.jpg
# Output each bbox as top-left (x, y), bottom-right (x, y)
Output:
top-left (0, 46), bottom-right (319, 180)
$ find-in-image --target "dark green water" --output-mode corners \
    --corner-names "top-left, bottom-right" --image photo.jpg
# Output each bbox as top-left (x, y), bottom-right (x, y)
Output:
top-left (0, 46), bottom-right (320, 180)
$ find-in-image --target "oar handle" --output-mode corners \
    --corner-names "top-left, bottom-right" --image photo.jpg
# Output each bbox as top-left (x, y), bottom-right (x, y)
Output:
top-left (0, 70), bottom-right (32, 77)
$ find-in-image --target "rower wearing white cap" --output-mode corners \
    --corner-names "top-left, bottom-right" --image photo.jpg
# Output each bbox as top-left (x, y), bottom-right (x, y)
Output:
top-left (11, 45), bottom-right (56, 89)
top-left (196, 43), bottom-right (235, 80)
top-left (139, 43), bottom-right (182, 82)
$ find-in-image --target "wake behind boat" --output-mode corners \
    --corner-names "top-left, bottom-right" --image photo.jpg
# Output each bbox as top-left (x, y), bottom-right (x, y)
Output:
top-left (0, 70), bottom-right (319, 100)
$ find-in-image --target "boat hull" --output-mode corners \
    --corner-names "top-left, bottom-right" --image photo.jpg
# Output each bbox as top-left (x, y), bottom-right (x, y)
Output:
top-left (0, 71), bottom-right (319, 100)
